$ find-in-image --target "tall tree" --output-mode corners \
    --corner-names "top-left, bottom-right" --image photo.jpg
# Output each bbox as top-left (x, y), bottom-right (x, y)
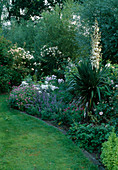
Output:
top-left (3, 0), bottom-right (66, 22)
top-left (74, 0), bottom-right (118, 64)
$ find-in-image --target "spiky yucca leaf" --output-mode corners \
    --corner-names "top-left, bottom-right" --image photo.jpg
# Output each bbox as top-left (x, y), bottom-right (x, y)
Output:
top-left (68, 60), bottom-right (108, 113)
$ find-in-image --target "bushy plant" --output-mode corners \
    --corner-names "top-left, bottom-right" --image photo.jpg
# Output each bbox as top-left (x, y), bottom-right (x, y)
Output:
top-left (101, 130), bottom-right (118, 170)
top-left (10, 69), bottom-right (23, 87)
top-left (68, 123), bottom-right (113, 153)
top-left (0, 35), bottom-right (13, 67)
top-left (39, 45), bottom-right (66, 77)
top-left (93, 101), bottom-right (115, 123)
top-left (43, 75), bottom-right (73, 104)
top-left (55, 102), bottom-right (84, 127)
top-left (92, 62), bottom-right (118, 125)
top-left (9, 85), bottom-right (65, 120)
top-left (34, 4), bottom-right (77, 59)
top-left (0, 35), bottom-right (30, 92)
top-left (3, 20), bottom-right (36, 52)
top-left (8, 44), bottom-right (34, 78)
top-left (9, 85), bottom-right (37, 111)
top-left (0, 65), bottom-right (11, 93)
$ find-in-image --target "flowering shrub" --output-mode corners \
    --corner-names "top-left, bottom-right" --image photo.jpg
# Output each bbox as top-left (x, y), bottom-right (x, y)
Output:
top-left (8, 45), bottom-right (34, 77)
top-left (0, 36), bottom-right (24, 92)
top-left (41, 75), bottom-right (73, 104)
top-left (31, 75), bottom-right (65, 92)
top-left (9, 85), bottom-right (37, 111)
top-left (39, 45), bottom-right (66, 76)
top-left (9, 85), bottom-right (65, 120)
top-left (93, 101), bottom-right (116, 124)
top-left (91, 63), bottom-right (118, 126)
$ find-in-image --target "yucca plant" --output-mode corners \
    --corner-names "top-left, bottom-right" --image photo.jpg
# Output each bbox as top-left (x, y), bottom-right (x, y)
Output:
top-left (68, 60), bottom-right (109, 119)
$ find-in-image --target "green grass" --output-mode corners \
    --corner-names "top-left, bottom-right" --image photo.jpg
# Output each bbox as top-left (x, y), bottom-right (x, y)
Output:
top-left (0, 94), bottom-right (98, 170)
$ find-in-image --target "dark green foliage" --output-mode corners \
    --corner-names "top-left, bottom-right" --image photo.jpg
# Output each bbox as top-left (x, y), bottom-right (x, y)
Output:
top-left (55, 102), bottom-right (84, 126)
top-left (0, 65), bottom-right (11, 93)
top-left (68, 122), bottom-right (113, 153)
top-left (3, 20), bottom-right (36, 51)
top-left (94, 102), bottom-right (115, 123)
top-left (0, 36), bottom-right (13, 67)
top-left (34, 4), bottom-right (78, 58)
top-left (101, 130), bottom-right (118, 170)
top-left (3, 0), bottom-right (65, 22)
top-left (10, 69), bottom-right (23, 87)
top-left (32, 4), bottom-right (78, 76)
top-left (75, 0), bottom-right (118, 63)
top-left (0, 36), bottom-right (12, 93)
top-left (68, 60), bottom-right (109, 116)
top-left (0, 65), bottom-right (23, 94)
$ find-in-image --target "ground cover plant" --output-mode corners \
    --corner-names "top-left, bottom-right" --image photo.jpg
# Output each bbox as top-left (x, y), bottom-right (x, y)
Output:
top-left (68, 123), bottom-right (114, 153)
top-left (0, 94), bottom-right (98, 170)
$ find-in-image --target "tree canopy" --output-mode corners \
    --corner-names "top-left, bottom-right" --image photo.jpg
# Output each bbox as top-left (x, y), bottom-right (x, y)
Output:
top-left (75, 0), bottom-right (118, 63)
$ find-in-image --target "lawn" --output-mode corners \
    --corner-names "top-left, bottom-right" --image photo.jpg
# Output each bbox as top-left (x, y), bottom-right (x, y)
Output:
top-left (0, 94), bottom-right (98, 170)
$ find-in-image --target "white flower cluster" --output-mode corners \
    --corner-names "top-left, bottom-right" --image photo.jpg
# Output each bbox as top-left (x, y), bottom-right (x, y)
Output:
top-left (8, 46), bottom-right (34, 60)
top-left (40, 45), bottom-right (62, 57)
top-left (99, 112), bottom-right (103, 116)
top-left (20, 81), bottom-right (29, 87)
top-left (45, 75), bottom-right (64, 84)
top-left (58, 79), bottom-right (64, 84)
top-left (41, 84), bottom-right (58, 91)
top-left (45, 75), bottom-right (57, 82)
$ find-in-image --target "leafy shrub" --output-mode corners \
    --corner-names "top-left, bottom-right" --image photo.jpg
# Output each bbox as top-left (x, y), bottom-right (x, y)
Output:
top-left (0, 35), bottom-right (13, 67)
top-left (91, 63), bottom-right (118, 125)
top-left (68, 123), bottom-right (113, 153)
top-left (101, 130), bottom-right (118, 170)
top-left (93, 101), bottom-right (117, 124)
top-left (0, 66), bottom-right (23, 93)
top-left (34, 4), bottom-right (77, 62)
top-left (10, 69), bottom-right (23, 87)
top-left (39, 45), bottom-right (66, 77)
top-left (0, 65), bottom-right (11, 93)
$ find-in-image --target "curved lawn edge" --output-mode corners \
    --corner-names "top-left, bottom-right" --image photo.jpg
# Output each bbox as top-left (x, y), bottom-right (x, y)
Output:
top-left (0, 94), bottom-right (98, 170)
